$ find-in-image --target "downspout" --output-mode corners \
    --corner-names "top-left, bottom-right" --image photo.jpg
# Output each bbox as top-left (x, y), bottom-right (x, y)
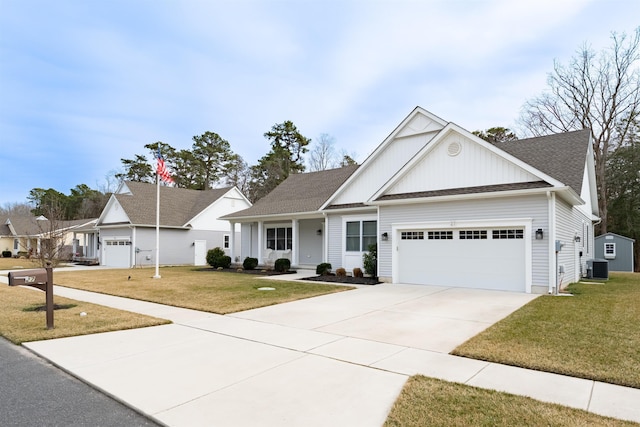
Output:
top-left (322, 212), bottom-right (328, 263)
top-left (547, 191), bottom-right (556, 294)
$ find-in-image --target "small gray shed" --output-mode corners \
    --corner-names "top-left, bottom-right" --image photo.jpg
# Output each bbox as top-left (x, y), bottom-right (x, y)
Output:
top-left (594, 233), bottom-right (635, 272)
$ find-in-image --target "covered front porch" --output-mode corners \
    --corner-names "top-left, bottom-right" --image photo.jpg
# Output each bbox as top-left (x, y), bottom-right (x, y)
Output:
top-left (230, 216), bottom-right (326, 269)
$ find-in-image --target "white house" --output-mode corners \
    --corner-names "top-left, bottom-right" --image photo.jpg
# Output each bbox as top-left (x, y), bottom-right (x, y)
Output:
top-left (97, 181), bottom-right (251, 268)
top-left (223, 106), bottom-right (599, 294)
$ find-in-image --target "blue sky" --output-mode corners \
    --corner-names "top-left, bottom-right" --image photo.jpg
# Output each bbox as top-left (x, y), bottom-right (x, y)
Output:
top-left (1, 0), bottom-right (638, 206)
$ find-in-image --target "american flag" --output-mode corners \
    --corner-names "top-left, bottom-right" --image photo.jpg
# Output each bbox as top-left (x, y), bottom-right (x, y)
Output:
top-left (157, 151), bottom-right (174, 184)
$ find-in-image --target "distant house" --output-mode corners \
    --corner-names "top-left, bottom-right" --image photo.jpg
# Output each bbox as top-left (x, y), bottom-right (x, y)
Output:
top-left (96, 181), bottom-right (251, 268)
top-left (595, 233), bottom-right (635, 272)
top-left (0, 214), bottom-right (97, 260)
top-left (223, 106), bottom-right (599, 294)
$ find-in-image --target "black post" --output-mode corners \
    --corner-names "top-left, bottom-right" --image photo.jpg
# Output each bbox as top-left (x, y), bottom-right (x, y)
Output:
top-left (45, 262), bottom-right (54, 329)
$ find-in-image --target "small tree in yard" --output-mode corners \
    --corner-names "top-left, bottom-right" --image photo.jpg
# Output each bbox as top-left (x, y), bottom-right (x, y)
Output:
top-left (363, 244), bottom-right (377, 277)
top-left (28, 202), bottom-right (68, 268)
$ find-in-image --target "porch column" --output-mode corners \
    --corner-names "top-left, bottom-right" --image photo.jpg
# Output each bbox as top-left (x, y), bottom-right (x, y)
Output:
top-left (72, 232), bottom-right (78, 258)
top-left (291, 219), bottom-right (299, 267)
top-left (257, 221), bottom-right (264, 264)
top-left (229, 221), bottom-right (236, 262)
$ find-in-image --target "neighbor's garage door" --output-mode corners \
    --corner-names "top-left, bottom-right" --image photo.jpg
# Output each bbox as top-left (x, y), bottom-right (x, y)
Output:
top-left (398, 228), bottom-right (525, 292)
top-left (103, 240), bottom-right (131, 268)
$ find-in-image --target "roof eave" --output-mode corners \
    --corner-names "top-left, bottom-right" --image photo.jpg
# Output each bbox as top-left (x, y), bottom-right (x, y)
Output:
top-left (371, 186), bottom-right (566, 206)
top-left (221, 210), bottom-right (326, 222)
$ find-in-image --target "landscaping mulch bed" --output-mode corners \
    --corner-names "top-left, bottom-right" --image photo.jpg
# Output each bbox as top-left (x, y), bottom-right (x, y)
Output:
top-left (196, 267), bottom-right (297, 276)
top-left (302, 275), bottom-right (381, 285)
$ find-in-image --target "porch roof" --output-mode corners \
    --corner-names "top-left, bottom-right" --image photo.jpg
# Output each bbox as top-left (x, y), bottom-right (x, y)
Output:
top-left (222, 165), bottom-right (358, 220)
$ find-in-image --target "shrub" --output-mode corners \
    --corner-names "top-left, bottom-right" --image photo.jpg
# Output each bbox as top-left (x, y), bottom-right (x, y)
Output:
top-left (218, 255), bottom-right (232, 269)
top-left (353, 267), bottom-right (363, 278)
top-left (336, 268), bottom-right (347, 277)
top-left (2, 250), bottom-right (11, 258)
top-left (363, 243), bottom-right (377, 277)
top-left (316, 263), bottom-right (332, 275)
top-left (206, 247), bottom-right (231, 268)
top-left (243, 257), bottom-right (259, 270)
top-left (274, 258), bottom-right (291, 272)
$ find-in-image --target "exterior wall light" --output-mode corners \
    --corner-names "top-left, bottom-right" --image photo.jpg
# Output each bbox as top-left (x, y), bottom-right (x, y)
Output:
top-left (381, 232), bottom-right (388, 241)
top-left (317, 229), bottom-right (322, 236)
top-left (535, 229), bottom-right (544, 240)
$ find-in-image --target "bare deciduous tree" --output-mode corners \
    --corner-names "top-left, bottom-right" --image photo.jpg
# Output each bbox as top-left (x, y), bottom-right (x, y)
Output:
top-left (308, 133), bottom-right (338, 171)
top-left (519, 28), bottom-right (640, 232)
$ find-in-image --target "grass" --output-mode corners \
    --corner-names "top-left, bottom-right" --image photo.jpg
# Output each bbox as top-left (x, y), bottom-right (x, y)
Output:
top-left (0, 284), bottom-right (169, 344)
top-left (452, 272), bottom-right (640, 389)
top-left (52, 266), bottom-right (353, 314)
top-left (384, 376), bottom-right (637, 427)
top-left (0, 257), bottom-right (41, 270)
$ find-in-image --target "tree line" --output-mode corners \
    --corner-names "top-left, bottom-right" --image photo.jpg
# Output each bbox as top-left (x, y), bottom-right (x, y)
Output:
top-left (1, 121), bottom-right (358, 220)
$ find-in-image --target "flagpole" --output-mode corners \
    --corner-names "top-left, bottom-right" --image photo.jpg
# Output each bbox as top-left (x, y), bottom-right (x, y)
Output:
top-left (154, 163), bottom-right (161, 279)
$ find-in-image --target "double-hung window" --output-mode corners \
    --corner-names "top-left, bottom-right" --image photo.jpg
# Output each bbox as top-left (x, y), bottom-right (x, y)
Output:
top-left (266, 227), bottom-right (292, 250)
top-left (346, 220), bottom-right (377, 251)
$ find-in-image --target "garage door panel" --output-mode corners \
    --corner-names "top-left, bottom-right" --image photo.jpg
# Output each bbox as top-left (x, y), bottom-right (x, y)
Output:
top-left (103, 240), bottom-right (131, 268)
top-left (398, 228), bottom-right (525, 292)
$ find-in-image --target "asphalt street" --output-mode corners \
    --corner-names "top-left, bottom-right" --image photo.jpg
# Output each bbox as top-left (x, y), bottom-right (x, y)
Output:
top-left (0, 336), bottom-right (160, 427)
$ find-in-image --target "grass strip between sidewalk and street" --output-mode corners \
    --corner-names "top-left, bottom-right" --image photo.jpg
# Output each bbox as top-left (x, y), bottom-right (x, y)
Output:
top-left (452, 272), bottom-right (640, 389)
top-left (52, 266), bottom-right (353, 314)
top-left (384, 376), bottom-right (637, 427)
top-left (0, 284), bottom-right (169, 344)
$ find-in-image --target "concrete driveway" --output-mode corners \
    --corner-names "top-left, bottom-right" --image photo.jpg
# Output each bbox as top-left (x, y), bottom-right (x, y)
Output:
top-left (231, 284), bottom-right (537, 353)
top-left (22, 282), bottom-right (544, 426)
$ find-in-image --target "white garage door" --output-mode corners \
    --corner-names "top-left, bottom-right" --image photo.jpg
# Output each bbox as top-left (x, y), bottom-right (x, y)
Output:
top-left (103, 240), bottom-right (131, 268)
top-left (398, 228), bottom-right (525, 292)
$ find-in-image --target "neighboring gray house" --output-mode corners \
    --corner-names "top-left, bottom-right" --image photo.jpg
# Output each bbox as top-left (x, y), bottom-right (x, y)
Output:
top-left (97, 181), bottom-right (251, 268)
top-left (223, 106), bottom-right (599, 294)
top-left (595, 233), bottom-right (635, 272)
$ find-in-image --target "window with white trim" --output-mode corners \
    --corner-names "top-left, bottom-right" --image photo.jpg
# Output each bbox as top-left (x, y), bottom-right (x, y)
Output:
top-left (428, 231), bottom-right (453, 240)
top-left (401, 231), bottom-right (424, 240)
top-left (266, 227), bottom-right (292, 250)
top-left (459, 230), bottom-right (487, 240)
top-left (604, 243), bottom-right (615, 259)
top-left (492, 229), bottom-right (523, 239)
top-left (346, 220), bottom-right (377, 251)
top-left (223, 234), bottom-right (230, 249)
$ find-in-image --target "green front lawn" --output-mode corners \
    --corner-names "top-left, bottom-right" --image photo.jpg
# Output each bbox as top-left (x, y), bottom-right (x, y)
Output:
top-left (53, 266), bottom-right (353, 314)
top-left (452, 272), bottom-right (640, 388)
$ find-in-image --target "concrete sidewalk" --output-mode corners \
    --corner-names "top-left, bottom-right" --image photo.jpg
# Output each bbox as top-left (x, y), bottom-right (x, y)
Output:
top-left (6, 276), bottom-right (639, 425)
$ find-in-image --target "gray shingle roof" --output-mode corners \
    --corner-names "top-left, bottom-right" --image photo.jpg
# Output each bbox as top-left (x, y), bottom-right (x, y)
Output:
top-left (105, 182), bottom-right (233, 227)
top-left (223, 165), bottom-right (359, 219)
top-left (493, 129), bottom-right (591, 194)
top-left (0, 216), bottom-right (97, 236)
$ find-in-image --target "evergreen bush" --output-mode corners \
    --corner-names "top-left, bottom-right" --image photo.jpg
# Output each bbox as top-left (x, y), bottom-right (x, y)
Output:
top-left (274, 258), bottom-right (291, 272)
top-left (363, 243), bottom-right (377, 277)
top-left (316, 263), bottom-right (332, 275)
top-left (243, 257), bottom-right (259, 270)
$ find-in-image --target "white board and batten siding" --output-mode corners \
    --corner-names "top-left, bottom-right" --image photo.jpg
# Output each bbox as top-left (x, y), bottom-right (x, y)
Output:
top-left (378, 194), bottom-right (550, 292)
top-left (331, 132), bottom-right (439, 206)
top-left (387, 133), bottom-right (540, 195)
